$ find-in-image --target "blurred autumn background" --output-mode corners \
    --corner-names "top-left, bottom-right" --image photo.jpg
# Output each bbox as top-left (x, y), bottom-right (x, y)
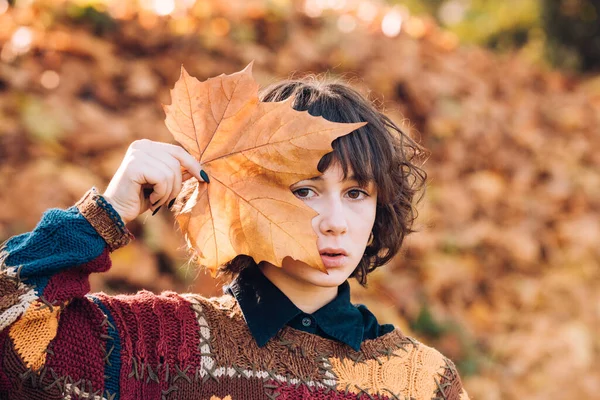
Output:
top-left (1, 0), bottom-right (599, 398)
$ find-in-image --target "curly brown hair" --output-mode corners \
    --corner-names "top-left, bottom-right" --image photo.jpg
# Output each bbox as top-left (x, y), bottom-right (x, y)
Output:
top-left (174, 76), bottom-right (428, 286)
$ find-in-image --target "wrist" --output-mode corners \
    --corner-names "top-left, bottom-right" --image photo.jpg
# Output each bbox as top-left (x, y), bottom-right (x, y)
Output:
top-left (76, 188), bottom-right (134, 251)
top-left (101, 194), bottom-right (131, 225)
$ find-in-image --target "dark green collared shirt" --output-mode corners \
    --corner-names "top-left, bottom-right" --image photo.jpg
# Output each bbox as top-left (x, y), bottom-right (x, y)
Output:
top-left (225, 265), bottom-right (395, 351)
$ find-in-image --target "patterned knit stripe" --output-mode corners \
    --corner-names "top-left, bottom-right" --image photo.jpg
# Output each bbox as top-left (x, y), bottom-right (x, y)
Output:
top-left (89, 295), bottom-right (122, 400)
top-left (182, 294), bottom-right (213, 375)
top-left (182, 293), bottom-right (342, 392)
top-left (183, 294), bottom-right (311, 388)
top-left (0, 265), bottom-right (38, 332)
top-left (145, 376), bottom-right (395, 400)
top-left (63, 382), bottom-right (112, 400)
top-left (184, 293), bottom-right (338, 384)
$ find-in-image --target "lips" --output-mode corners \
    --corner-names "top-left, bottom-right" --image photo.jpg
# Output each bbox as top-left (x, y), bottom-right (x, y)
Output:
top-left (319, 248), bottom-right (348, 268)
top-left (319, 248), bottom-right (348, 257)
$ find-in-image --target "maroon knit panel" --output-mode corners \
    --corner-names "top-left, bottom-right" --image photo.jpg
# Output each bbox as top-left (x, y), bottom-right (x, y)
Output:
top-left (95, 290), bottom-right (202, 398)
top-left (1, 329), bottom-right (64, 399)
top-left (45, 296), bottom-right (107, 394)
top-left (0, 331), bottom-right (11, 394)
top-left (43, 248), bottom-right (111, 304)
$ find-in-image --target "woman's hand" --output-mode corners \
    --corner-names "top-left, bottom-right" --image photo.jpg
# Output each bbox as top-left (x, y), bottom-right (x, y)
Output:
top-left (102, 139), bottom-right (207, 224)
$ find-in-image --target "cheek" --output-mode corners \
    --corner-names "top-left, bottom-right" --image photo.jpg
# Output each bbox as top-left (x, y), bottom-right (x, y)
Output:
top-left (353, 204), bottom-right (377, 235)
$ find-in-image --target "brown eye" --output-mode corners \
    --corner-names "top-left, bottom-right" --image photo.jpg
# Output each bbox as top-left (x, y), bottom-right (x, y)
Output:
top-left (347, 189), bottom-right (367, 200)
top-left (293, 188), bottom-right (314, 199)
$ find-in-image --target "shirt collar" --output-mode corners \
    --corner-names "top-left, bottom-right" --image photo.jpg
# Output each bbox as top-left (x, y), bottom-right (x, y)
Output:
top-left (312, 280), bottom-right (364, 351)
top-left (225, 264), bottom-right (365, 351)
top-left (226, 265), bottom-right (301, 347)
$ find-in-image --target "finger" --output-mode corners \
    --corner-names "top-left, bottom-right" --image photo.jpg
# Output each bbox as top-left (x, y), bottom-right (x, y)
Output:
top-left (143, 163), bottom-right (173, 210)
top-left (169, 159), bottom-right (182, 208)
top-left (159, 143), bottom-right (206, 183)
top-left (146, 151), bottom-right (183, 207)
top-left (182, 171), bottom-right (193, 181)
top-left (137, 141), bottom-right (208, 183)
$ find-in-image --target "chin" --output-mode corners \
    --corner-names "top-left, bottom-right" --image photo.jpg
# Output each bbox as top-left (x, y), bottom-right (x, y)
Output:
top-left (281, 257), bottom-right (355, 287)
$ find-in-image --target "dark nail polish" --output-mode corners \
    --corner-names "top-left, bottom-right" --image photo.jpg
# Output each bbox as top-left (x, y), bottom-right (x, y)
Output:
top-left (152, 199), bottom-right (161, 206)
top-left (167, 198), bottom-right (176, 210)
top-left (152, 206), bottom-right (161, 216)
top-left (200, 169), bottom-right (210, 183)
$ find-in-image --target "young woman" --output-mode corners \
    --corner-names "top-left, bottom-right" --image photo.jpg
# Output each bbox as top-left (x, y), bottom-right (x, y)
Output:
top-left (0, 78), bottom-right (469, 399)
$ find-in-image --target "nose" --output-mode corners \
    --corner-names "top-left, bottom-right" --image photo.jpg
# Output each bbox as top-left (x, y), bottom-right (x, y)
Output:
top-left (317, 197), bottom-right (348, 235)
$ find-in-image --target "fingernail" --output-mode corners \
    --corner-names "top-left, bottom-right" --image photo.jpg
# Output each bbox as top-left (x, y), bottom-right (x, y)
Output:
top-left (152, 199), bottom-right (161, 207)
top-left (152, 206), bottom-right (161, 216)
top-left (167, 198), bottom-right (176, 210)
top-left (200, 169), bottom-right (210, 183)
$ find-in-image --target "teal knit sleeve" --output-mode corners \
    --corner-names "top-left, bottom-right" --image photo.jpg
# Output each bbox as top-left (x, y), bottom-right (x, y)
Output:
top-left (0, 187), bottom-right (133, 333)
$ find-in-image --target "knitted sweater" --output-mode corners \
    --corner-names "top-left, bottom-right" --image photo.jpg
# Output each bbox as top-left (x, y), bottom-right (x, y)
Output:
top-left (0, 188), bottom-right (470, 400)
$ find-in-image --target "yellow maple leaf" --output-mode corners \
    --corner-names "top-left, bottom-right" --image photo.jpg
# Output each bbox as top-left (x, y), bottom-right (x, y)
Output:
top-left (163, 62), bottom-right (366, 275)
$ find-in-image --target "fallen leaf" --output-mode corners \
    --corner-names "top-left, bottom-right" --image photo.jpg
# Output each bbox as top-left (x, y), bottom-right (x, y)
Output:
top-left (163, 63), bottom-right (365, 275)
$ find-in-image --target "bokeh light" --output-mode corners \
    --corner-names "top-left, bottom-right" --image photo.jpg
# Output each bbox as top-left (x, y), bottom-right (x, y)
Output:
top-left (2, 27), bottom-right (34, 63)
top-left (40, 70), bottom-right (60, 90)
top-left (210, 17), bottom-right (230, 37)
top-left (139, 0), bottom-right (177, 17)
top-left (337, 14), bottom-right (356, 33)
top-left (356, 1), bottom-right (378, 23)
top-left (404, 16), bottom-right (426, 39)
top-left (304, 0), bottom-right (323, 18)
top-left (153, 0), bottom-right (175, 16)
top-left (11, 26), bottom-right (34, 54)
top-left (0, 0), bottom-right (9, 15)
top-left (327, 0), bottom-right (347, 11)
top-left (15, 0), bottom-right (33, 7)
top-left (381, 8), bottom-right (403, 37)
top-left (438, 0), bottom-right (468, 26)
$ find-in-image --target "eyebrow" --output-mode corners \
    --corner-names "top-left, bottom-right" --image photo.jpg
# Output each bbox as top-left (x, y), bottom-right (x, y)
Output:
top-left (307, 174), bottom-right (359, 182)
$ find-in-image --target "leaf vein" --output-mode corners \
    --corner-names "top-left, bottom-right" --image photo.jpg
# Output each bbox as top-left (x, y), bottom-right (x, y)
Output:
top-left (205, 125), bottom-right (339, 165)
top-left (204, 102), bottom-right (284, 163)
top-left (212, 176), bottom-right (316, 262)
top-left (182, 73), bottom-right (202, 155)
top-left (203, 75), bottom-right (244, 161)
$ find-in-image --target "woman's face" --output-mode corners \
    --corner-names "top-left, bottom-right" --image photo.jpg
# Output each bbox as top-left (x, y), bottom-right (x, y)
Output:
top-left (273, 161), bottom-right (378, 288)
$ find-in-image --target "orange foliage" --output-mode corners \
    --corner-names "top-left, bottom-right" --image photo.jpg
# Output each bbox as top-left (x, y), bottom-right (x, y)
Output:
top-left (0, 3), bottom-right (598, 399)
